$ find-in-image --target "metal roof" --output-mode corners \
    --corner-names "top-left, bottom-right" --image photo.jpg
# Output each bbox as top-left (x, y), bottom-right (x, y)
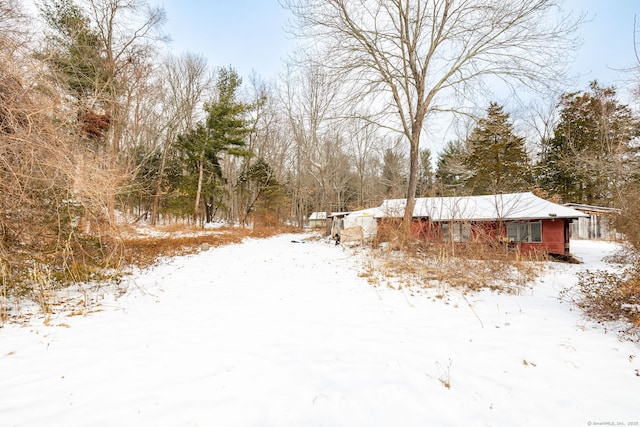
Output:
top-left (563, 203), bottom-right (621, 214)
top-left (308, 211), bottom-right (351, 220)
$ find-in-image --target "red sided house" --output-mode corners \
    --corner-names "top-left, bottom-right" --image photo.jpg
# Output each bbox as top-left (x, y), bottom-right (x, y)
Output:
top-left (375, 192), bottom-right (588, 256)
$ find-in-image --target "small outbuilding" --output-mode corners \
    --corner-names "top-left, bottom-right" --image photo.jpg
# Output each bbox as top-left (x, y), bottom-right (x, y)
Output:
top-left (308, 212), bottom-right (328, 229)
top-left (563, 203), bottom-right (620, 241)
top-left (328, 212), bottom-right (351, 238)
top-left (376, 192), bottom-right (588, 256)
top-left (343, 208), bottom-right (380, 241)
top-left (309, 211), bottom-right (351, 235)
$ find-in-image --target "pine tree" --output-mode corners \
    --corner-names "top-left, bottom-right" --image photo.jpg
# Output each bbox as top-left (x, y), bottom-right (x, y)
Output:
top-left (177, 67), bottom-right (251, 223)
top-left (237, 158), bottom-right (287, 226)
top-left (380, 148), bottom-right (407, 197)
top-left (38, 0), bottom-right (111, 139)
top-left (416, 148), bottom-right (434, 196)
top-left (435, 140), bottom-right (470, 195)
top-left (538, 81), bottom-right (637, 204)
top-left (39, 0), bottom-right (107, 99)
top-left (464, 102), bottom-right (532, 195)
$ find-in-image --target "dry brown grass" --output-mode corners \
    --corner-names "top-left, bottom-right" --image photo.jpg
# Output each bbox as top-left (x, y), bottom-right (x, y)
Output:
top-left (120, 224), bottom-right (301, 268)
top-left (0, 222), bottom-right (301, 325)
top-left (367, 223), bottom-right (544, 294)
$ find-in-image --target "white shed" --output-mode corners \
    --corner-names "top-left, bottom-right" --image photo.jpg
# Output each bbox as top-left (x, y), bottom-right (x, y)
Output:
top-left (308, 212), bottom-right (328, 228)
top-left (343, 208), bottom-right (380, 241)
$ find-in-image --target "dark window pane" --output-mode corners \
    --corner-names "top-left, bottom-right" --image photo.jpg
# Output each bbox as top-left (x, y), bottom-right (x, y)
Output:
top-left (530, 222), bottom-right (542, 242)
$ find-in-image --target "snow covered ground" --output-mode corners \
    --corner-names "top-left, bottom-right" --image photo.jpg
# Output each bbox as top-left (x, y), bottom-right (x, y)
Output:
top-left (1, 235), bottom-right (638, 426)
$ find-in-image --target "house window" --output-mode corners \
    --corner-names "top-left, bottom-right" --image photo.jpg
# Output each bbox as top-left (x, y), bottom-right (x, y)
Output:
top-left (506, 222), bottom-right (542, 243)
top-left (442, 222), bottom-right (471, 242)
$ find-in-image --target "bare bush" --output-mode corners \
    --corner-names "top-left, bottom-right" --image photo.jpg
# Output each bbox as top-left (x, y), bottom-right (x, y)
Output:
top-left (556, 183), bottom-right (640, 340)
top-left (561, 267), bottom-right (640, 341)
top-left (615, 184), bottom-right (640, 252)
top-left (364, 235), bottom-right (542, 296)
top-left (368, 215), bottom-right (542, 297)
top-left (0, 24), bottom-right (126, 322)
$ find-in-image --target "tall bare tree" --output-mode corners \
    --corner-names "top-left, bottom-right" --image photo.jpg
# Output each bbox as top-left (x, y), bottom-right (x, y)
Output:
top-left (149, 53), bottom-right (212, 224)
top-left (345, 119), bottom-right (383, 208)
top-left (281, 63), bottom-right (343, 228)
top-left (245, 73), bottom-right (292, 182)
top-left (283, 0), bottom-right (582, 229)
top-left (84, 0), bottom-right (167, 154)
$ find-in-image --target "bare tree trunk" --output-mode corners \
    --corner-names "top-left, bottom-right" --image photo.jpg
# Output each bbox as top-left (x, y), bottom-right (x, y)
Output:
top-left (403, 137), bottom-right (420, 229)
top-left (150, 143), bottom-right (169, 226)
top-left (193, 151), bottom-right (204, 225)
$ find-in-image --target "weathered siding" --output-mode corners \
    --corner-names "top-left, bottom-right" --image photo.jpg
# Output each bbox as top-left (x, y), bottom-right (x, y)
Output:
top-left (563, 203), bottom-right (620, 241)
top-left (529, 219), bottom-right (565, 255)
top-left (402, 218), bottom-right (570, 255)
top-left (570, 214), bottom-right (617, 240)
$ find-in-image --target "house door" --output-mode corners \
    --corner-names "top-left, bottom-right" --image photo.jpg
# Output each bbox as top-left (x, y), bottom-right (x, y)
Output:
top-left (564, 220), bottom-right (570, 254)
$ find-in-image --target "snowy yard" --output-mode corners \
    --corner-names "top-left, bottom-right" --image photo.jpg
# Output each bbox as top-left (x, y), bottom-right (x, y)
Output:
top-left (1, 235), bottom-right (638, 426)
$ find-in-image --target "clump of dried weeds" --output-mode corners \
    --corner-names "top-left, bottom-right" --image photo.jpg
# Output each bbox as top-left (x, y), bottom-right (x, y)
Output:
top-left (560, 248), bottom-right (640, 341)
top-left (359, 237), bottom-right (544, 296)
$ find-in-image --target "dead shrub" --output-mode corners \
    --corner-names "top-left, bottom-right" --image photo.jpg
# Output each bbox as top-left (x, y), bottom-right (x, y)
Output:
top-left (615, 184), bottom-right (640, 252)
top-left (78, 110), bottom-right (111, 139)
top-left (368, 218), bottom-right (543, 293)
top-left (368, 238), bottom-right (541, 294)
top-left (250, 212), bottom-right (281, 228)
top-left (557, 184), bottom-right (640, 340)
top-left (0, 36), bottom-right (127, 323)
top-left (561, 265), bottom-right (640, 340)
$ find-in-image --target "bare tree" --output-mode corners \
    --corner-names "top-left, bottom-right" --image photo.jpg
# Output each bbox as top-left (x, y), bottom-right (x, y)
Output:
top-left (230, 73), bottom-right (294, 224)
top-left (245, 73), bottom-right (293, 182)
top-left (283, 0), bottom-right (582, 229)
top-left (85, 0), bottom-right (167, 153)
top-left (281, 63), bottom-right (343, 228)
top-left (345, 119), bottom-right (383, 208)
top-left (148, 53), bottom-right (212, 224)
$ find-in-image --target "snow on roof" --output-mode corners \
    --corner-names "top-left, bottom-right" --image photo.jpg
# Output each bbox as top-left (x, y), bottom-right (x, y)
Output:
top-left (563, 203), bottom-right (621, 214)
top-left (376, 192), bottom-right (589, 221)
top-left (345, 208), bottom-right (381, 218)
top-left (309, 211), bottom-right (351, 220)
top-left (308, 212), bottom-right (327, 220)
top-left (327, 211), bottom-right (351, 218)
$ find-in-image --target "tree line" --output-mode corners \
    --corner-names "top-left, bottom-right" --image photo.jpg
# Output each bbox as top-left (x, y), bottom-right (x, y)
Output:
top-left (437, 87), bottom-right (639, 203)
top-left (1, 0), bottom-right (639, 287)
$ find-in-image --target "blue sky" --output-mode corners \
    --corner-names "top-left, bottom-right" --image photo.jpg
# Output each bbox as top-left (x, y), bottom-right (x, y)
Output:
top-left (565, 0), bottom-right (639, 96)
top-left (161, 0), bottom-right (293, 80)
top-left (161, 0), bottom-right (640, 97)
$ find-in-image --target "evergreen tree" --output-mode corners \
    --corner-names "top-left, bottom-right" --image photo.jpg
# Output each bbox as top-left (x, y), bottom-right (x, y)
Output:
top-left (464, 102), bottom-right (532, 195)
top-left (538, 81), bottom-right (637, 204)
top-left (380, 148), bottom-right (406, 197)
top-left (38, 0), bottom-right (111, 140)
top-left (435, 140), bottom-right (471, 195)
top-left (205, 67), bottom-right (251, 159)
top-left (237, 158), bottom-right (287, 226)
top-left (39, 0), bottom-right (107, 100)
top-left (416, 148), bottom-right (434, 196)
top-left (177, 67), bottom-right (251, 223)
